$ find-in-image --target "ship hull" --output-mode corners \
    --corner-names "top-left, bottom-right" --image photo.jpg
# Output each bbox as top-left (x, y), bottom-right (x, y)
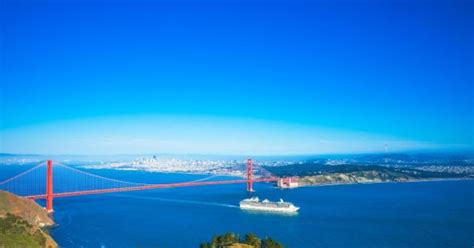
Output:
top-left (239, 204), bottom-right (299, 213)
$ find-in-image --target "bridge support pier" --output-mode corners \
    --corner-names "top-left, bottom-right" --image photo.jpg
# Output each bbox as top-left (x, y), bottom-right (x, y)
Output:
top-left (46, 160), bottom-right (53, 213)
top-left (246, 159), bottom-right (253, 192)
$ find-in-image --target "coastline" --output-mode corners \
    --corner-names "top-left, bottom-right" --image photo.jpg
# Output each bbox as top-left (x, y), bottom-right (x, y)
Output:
top-left (290, 177), bottom-right (474, 189)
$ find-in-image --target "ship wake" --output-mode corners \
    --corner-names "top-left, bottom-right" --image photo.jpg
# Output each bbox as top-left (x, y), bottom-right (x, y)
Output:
top-left (113, 194), bottom-right (238, 208)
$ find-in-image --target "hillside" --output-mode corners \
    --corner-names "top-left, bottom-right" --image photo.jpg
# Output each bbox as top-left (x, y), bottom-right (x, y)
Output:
top-left (298, 170), bottom-right (412, 186)
top-left (0, 190), bottom-right (57, 248)
top-left (265, 163), bottom-right (473, 187)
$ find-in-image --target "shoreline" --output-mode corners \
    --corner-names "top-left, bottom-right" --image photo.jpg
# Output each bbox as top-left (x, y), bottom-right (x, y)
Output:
top-left (291, 177), bottom-right (474, 189)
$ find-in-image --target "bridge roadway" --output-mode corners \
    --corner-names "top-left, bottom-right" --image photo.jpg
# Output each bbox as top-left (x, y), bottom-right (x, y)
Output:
top-left (26, 177), bottom-right (278, 200)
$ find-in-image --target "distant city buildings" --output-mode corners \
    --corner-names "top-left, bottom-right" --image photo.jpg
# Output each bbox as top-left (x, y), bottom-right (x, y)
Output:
top-left (1, 154), bottom-right (473, 179)
top-left (81, 157), bottom-right (247, 177)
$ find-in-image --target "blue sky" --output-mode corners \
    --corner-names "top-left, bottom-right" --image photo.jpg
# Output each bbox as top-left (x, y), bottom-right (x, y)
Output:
top-left (1, 0), bottom-right (472, 155)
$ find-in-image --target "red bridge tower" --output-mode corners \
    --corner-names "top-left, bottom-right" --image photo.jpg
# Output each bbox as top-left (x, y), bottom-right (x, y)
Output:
top-left (246, 158), bottom-right (253, 192)
top-left (46, 160), bottom-right (53, 213)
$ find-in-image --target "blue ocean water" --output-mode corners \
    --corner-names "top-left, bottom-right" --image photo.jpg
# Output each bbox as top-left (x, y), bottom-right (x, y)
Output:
top-left (1, 166), bottom-right (473, 247)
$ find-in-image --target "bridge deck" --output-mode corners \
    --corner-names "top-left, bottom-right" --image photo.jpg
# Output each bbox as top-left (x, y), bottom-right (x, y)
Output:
top-left (26, 177), bottom-right (278, 200)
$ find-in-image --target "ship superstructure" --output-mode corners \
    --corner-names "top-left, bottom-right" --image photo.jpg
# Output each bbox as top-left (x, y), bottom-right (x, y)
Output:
top-left (239, 197), bottom-right (299, 213)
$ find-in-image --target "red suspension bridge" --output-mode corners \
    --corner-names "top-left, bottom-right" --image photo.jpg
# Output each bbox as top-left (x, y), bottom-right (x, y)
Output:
top-left (0, 159), bottom-right (278, 212)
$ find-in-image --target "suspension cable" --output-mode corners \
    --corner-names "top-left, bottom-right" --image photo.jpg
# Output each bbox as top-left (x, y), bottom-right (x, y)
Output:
top-left (54, 162), bottom-right (152, 186)
top-left (55, 163), bottom-right (221, 186)
top-left (0, 162), bottom-right (45, 186)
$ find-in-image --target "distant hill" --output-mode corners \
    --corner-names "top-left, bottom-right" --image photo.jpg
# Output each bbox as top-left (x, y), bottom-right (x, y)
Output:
top-left (0, 191), bottom-right (57, 248)
top-left (358, 153), bottom-right (414, 162)
top-left (354, 152), bottom-right (474, 165)
top-left (264, 163), bottom-right (473, 180)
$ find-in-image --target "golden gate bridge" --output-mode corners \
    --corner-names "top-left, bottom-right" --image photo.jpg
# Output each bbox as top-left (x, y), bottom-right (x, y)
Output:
top-left (0, 159), bottom-right (278, 212)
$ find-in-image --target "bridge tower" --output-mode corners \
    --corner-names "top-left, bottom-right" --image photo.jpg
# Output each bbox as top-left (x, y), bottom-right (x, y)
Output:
top-left (46, 160), bottom-right (53, 213)
top-left (246, 158), bottom-right (253, 192)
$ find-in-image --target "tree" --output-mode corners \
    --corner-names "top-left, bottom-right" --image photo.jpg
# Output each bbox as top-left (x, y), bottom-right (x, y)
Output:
top-left (261, 237), bottom-right (284, 248)
top-left (244, 233), bottom-right (261, 248)
top-left (222, 232), bottom-right (239, 244)
top-left (199, 232), bottom-right (283, 248)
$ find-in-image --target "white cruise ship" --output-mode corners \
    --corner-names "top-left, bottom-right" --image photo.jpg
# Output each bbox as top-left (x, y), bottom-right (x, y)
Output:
top-left (239, 197), bottom-right (299, 213)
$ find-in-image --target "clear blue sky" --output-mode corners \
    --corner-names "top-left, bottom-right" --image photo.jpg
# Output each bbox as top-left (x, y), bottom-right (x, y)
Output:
top-left (1, 0), bottom-right (472, 155)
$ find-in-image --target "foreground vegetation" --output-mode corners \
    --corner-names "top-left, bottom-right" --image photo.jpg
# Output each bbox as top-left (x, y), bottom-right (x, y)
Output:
top-left (200, 232), bottom-right (284, 248)
top-left (0, 213), bottom-right (53, 248)
top-left (0, 190), bottom-right (57, 248)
